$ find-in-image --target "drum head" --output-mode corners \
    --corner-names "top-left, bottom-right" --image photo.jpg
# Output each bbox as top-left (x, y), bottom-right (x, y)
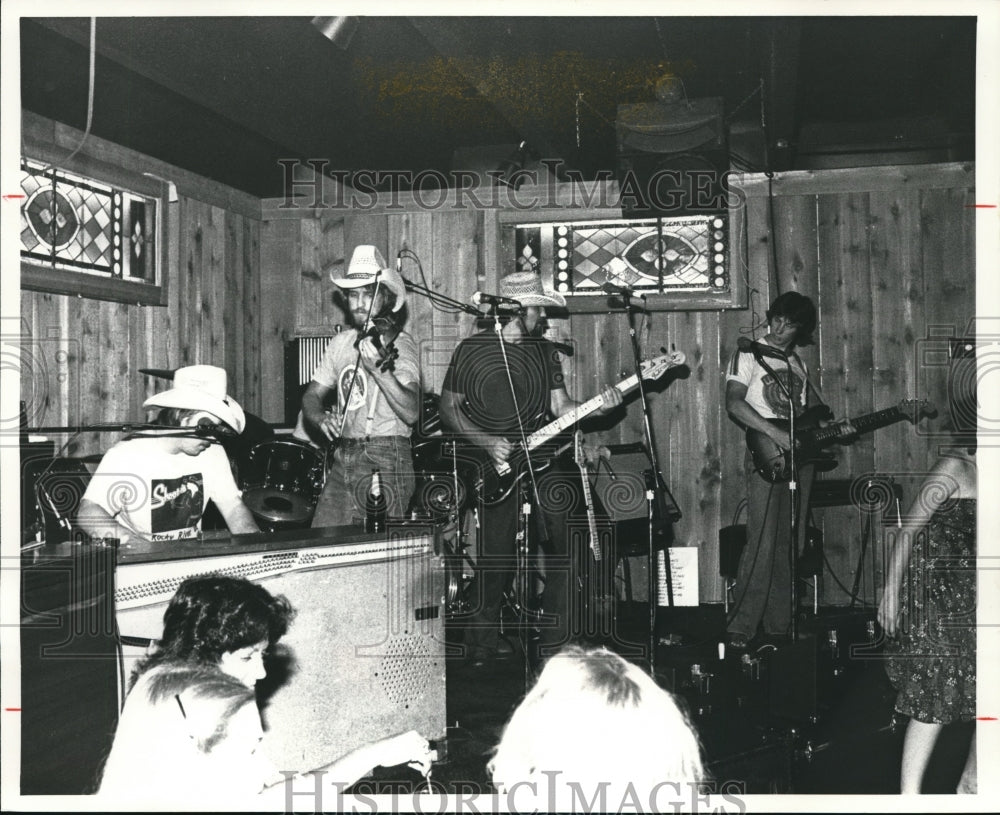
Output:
top-left (243, 486), bottom-right (315, 525)
top-left (242, 439), bottom-right (324, 496)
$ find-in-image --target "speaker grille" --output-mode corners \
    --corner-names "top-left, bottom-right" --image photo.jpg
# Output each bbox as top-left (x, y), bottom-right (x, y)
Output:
top-left (378, 635), bottom-right (436, 704)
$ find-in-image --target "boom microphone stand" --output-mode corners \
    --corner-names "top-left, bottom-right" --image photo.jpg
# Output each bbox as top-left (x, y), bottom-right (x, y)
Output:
top-left (609, 287), bottom-right (682, 676)
top-left (399, 275), bottom-right (481, 317)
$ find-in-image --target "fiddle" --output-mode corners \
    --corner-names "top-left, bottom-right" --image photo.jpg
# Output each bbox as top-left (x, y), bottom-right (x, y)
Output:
top-left (355, 314), bottom-right (401, 373)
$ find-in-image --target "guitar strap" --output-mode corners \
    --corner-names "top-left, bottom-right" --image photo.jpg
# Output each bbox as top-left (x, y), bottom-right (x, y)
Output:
top-left (364, 385), bottom-right (379, 439)
top-left (793, 350), bottom-right (827, 408)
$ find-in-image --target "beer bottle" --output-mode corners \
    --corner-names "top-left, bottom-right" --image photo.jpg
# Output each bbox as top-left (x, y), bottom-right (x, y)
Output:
top-left (365, 468), bottom-right (388, 533)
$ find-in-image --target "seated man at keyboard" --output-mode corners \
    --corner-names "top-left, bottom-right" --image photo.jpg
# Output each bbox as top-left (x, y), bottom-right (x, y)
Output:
top-left (78, 365), bottom-right (259, 544)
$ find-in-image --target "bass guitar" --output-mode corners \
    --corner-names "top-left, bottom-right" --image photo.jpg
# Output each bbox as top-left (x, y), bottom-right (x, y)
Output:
top-left (470, 350), bottom-right (686, 504)
top-left (746, 398), bottom-right (936, 483)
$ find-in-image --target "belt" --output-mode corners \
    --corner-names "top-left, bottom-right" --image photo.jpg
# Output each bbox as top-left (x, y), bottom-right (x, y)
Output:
top-left (338, 436), bottom-right (409, 448)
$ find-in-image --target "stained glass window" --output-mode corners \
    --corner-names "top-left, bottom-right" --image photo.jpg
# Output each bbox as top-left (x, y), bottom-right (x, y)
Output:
top-left (20, 158), bottom-right (157, 283)
top-left (514, 214), bottom-right (729, 298)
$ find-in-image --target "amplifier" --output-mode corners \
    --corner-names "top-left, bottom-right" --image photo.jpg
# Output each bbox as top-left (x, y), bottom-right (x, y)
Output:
top-left (115, 526), bottom-right (447, 775)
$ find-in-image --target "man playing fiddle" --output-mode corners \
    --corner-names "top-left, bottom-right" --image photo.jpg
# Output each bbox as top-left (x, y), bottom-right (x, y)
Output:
top-left (302, 245), bottom-right (419, 528)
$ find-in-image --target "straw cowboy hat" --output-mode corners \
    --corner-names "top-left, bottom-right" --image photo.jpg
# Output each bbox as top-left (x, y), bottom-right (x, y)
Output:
top-left (143, 365), bottom-right (246, 433)
top-left (330, 245), bottom-right (407, 312)
top-left (491, 271), bottom-right (566, 309)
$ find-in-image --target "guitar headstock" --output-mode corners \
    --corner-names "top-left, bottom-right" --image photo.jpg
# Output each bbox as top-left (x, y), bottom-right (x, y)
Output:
top-left (898, 398), bottom-right (938, 423)
top-left (640, 350), bottom-right (687, 380)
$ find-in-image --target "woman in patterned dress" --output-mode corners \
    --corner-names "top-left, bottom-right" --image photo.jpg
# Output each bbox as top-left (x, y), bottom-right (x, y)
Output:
top-left (878, 441), bottom-right (976, 793)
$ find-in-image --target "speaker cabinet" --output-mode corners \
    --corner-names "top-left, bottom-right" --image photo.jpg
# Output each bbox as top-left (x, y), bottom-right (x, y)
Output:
top-left (20, 543), bottom-right (119, 794)
top-left (115, 529), bottom-right (447, 774)
top-left (616, 97), bottom-right (729, 217)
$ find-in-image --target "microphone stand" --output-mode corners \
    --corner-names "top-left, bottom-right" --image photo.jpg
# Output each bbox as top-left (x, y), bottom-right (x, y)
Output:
top-left (399, 275), bottom-right (481, 317)
top-left (491, 310), bottom-right (552, 689)
top-left (748, 348), bottom-right (800, 642)
top-left (611, 288), bottom-right (681, 676)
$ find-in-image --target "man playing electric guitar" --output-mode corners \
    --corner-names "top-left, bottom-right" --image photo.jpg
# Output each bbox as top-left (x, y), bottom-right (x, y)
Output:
top-left (439, 271), bottom-right (623, 670)
top-left (724, 292), bottom-right (855, 650)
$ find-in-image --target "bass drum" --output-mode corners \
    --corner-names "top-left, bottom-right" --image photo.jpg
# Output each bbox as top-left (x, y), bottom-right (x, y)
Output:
top-left (241, 439), bottom-right (326, 530)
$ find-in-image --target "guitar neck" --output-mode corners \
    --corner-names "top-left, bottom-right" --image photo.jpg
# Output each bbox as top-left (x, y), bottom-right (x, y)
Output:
top-left (526, 374), bottom-right (640, 450)
top-left (810, 406), bottom-right (906, 443)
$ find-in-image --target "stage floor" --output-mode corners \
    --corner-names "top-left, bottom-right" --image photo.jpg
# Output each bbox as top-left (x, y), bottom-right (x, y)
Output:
top-left (356, 602), bottom-right (973, 798)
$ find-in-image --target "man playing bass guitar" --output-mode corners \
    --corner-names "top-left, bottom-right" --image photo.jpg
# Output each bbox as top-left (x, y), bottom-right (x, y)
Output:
top-left (439, 271), bottom-right (623, 670)
top-left (724, 292), bottom-right (855, 650)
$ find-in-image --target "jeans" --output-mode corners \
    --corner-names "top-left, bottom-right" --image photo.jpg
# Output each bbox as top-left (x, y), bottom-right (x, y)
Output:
top-left (311, 436), bottom-right (415, 529)
top-left (464, 461), bottom-right (578, 663)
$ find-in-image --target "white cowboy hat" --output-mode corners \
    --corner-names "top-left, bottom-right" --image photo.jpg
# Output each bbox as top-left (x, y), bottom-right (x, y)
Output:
top-left (330, 245), bottom-right (407, 312)
top-left (143, 365), bottom-right (246, 433)
top-left (491, 271), bottom-right (566, 309)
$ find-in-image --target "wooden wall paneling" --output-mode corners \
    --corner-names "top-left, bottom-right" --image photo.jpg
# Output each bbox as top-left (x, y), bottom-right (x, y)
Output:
top-left (19, 292), bottom-right (56, 434)
top-left (224, 210), bottom-right (244, 396)
top-left (317, 215), bottom-right (346, 330)
top-left (204, 204), bottom-right (227, 368)
top-left (665, 312), bottom-right (724, 601)
top-left (298, 216), bottom-right (325, 330)
top-left (160, 200), bottom-right (182, 404)
top-left (918, 186), bottom-right (978, 472)
top-left (743, 193), bottom-right (779, 309)
top-left (389, 212), bottom-right (435, 394)
top-left (101, 297), bottom-right (131, 426)
top-left (178, 198), bottom-right (204, 367)
top-left (869, 188), bottom-right (926, 479)
top-left (73, 296), bottom-right (104, 457)
top-left (480, 209), bottom-right (499, 293)
top-left (242, 219), bottom-right (262, 417)
top-left (815, 192), bottom-right (874, 604)
top-left (258, 219), bottom-right (300, 422)
top-left (772, 194), bottom-right (820, 301)
top-left (428, 211), bottom-right (481, 394)
top-left (618, 309), bottom-right (656, 447)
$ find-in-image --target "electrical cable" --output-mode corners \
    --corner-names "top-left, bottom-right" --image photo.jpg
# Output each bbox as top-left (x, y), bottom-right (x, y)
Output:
top-left (36, 18), bottom-right (97, 175)
top-left (399, 248), bottom-right (465, 314)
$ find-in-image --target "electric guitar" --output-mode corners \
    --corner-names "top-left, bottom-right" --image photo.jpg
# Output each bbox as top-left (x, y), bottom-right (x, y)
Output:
top-left (471, 351), bottom-right (686, 505)
top-left (573, 430), bottom-right (602, 562)
top-left (746, 398), bottom-right (936, 483)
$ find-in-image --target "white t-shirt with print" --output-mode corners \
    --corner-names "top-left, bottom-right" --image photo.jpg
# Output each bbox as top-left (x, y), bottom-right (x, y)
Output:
top-left (310, 327), bottom-right (419, 439)
top-left (83, 436), bottom-right (242, 541)
top-left (726, 347), bottom-right (810, 420)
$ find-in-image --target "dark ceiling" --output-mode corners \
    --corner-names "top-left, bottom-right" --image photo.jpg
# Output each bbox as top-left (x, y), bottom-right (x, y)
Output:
top-left (21, 16), bottom-right (976, 199)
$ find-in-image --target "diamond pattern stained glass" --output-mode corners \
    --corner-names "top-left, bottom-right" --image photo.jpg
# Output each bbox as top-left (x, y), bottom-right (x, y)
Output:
top-left (20, 159), bottom-right (156, 284)
top-left (516, 214), bottom-right (728, 298)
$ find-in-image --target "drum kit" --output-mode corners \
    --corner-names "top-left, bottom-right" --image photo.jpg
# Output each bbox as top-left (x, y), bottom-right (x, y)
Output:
top-left (239, 439), bottom-right (326, 530)
top-left (231, 393), bottom-right (473, 535)
top-left (146, 367), bottom-right (476, 613)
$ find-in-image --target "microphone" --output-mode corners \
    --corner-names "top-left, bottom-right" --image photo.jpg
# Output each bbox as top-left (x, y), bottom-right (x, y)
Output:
top-left (472, 292), bottom-right (522, 308)
top-left (195, 423), bottom-right (234, 439)
top-left (737, 337), bottom-right (788, 359)
top-left (602, 281), bottom-right (631, 296)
